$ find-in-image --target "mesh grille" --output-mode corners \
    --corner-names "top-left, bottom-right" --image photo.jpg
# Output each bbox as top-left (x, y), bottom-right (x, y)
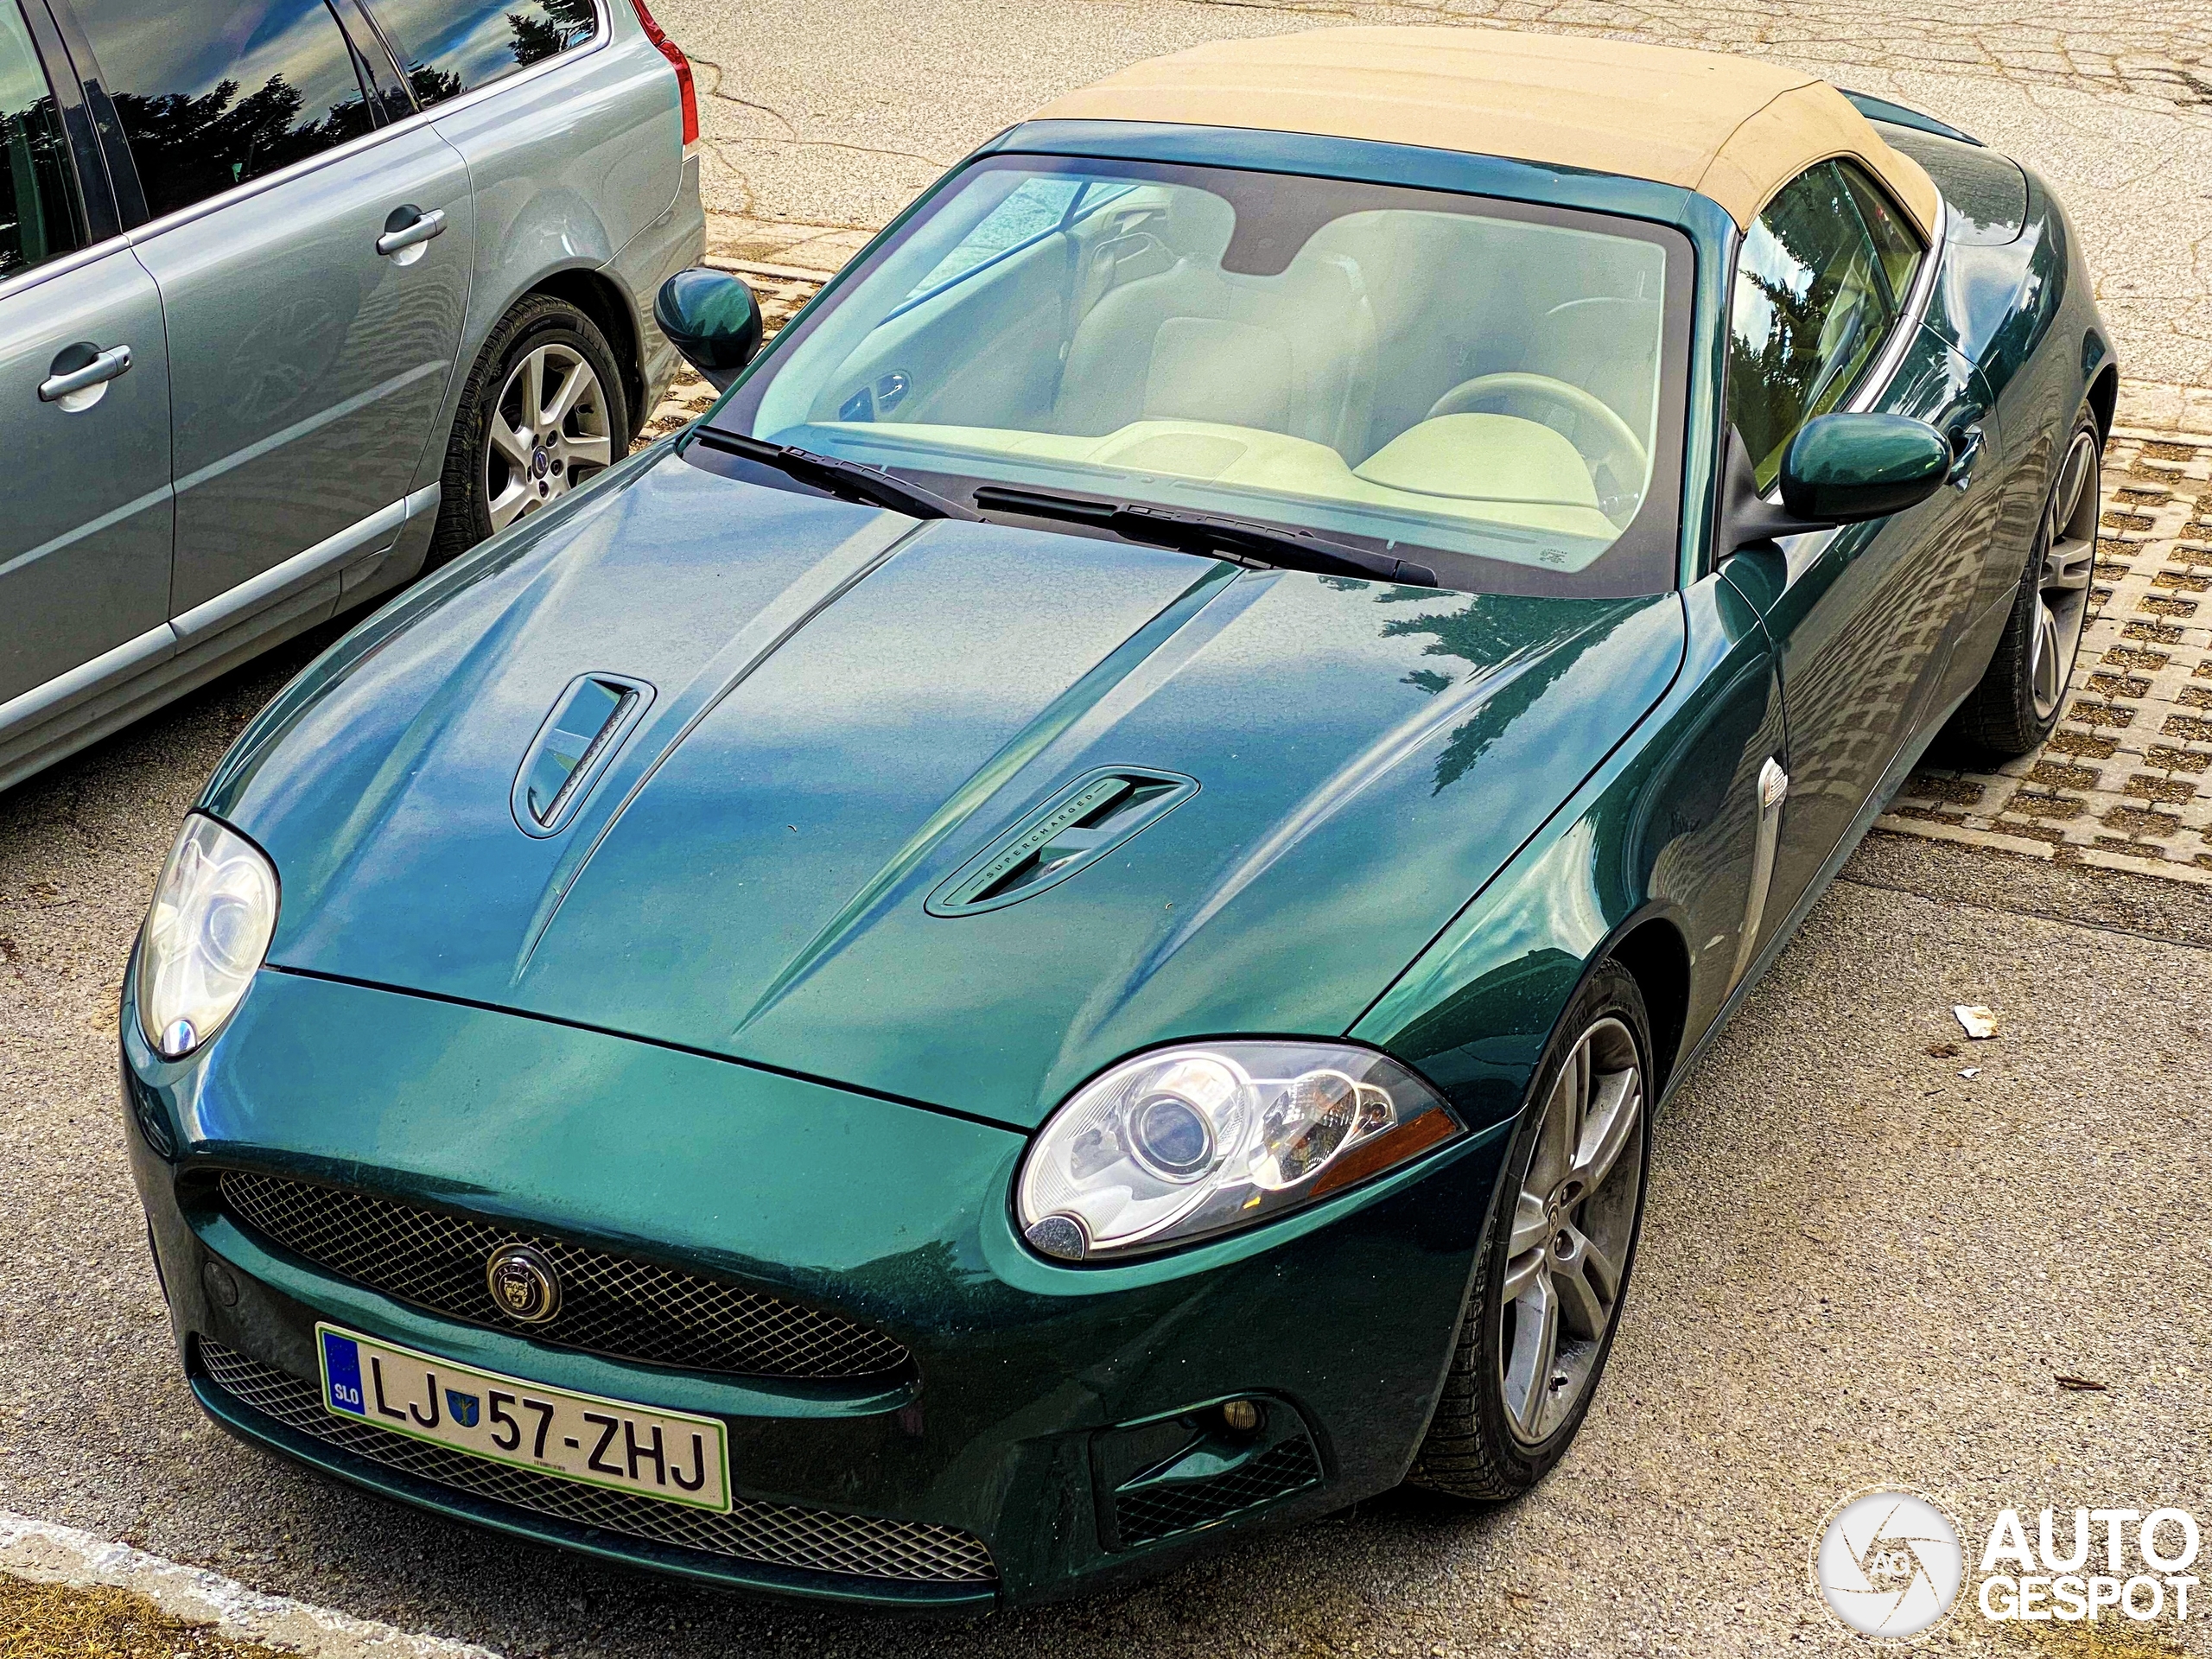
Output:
top-left (219, 1172), bottom-right (909, 1381)
top-left (199, 1342), bottom-right (996, 1586)
top-left (1113, 1436), bottom-right (1321, 1547)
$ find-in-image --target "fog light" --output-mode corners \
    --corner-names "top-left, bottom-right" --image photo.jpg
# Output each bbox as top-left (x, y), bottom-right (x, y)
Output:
top-left (1221, 1398), bottom-right (1262, 1434)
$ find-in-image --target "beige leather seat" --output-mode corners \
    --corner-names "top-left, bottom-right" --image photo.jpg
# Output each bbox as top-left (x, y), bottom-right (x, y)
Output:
top-left (1052, 194), bottom-right (1379, 458)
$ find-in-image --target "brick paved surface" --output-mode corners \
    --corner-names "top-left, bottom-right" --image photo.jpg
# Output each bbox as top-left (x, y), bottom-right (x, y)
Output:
top-left (1889, 426), bottom-right (2212, 882)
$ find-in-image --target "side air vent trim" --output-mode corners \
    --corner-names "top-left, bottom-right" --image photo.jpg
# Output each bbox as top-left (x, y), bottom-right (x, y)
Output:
top-left (925, 766), bottom-right (1197, 917)
top-left (511, 672), bottom-right (656, 837)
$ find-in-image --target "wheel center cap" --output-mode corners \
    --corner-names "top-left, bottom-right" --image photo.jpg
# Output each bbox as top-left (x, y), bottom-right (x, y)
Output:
top-left (1543, 1179), bottom-right (1582, 1224)
top-left (531, 446), bottom-right (550, 478)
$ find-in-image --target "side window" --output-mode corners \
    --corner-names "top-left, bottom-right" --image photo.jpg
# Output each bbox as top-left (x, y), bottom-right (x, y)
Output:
top-left (1727, 160), bottom-right (1922, 487)
top-left (1, 0), bottom-right (85, 278)
top-left (366, 0), bottom-right (596, 109)
top-left (70, 0), bottom-right (379, 220)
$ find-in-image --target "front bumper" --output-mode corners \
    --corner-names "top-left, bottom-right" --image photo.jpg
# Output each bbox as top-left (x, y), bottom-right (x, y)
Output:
top-left (123, 966), bottom-right (1503, 1608)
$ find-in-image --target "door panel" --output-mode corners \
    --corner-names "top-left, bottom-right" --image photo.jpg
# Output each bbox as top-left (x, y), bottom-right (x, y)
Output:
top-left (0, 251), bottom-right (175, 703)
top-left (1741, 325), bottom-right (1999, 926)
top-left (134, 124), bottom-right (470, 613)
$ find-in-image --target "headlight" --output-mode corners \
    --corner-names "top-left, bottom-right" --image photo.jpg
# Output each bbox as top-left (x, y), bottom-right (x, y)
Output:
top-left (137, 815), bottom-right (278, 1059)
top-left (1018, 1041), bottom-right (1460, 1262)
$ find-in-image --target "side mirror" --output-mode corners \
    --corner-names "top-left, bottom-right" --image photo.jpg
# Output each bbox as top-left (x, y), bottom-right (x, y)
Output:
top-left (1722, 413), bottom-right (1952, 552)
top-left (653, 268), bottom-right (764, 391)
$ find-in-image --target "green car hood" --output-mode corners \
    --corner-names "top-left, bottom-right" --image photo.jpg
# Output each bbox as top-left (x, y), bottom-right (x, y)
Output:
top-left (210, 454), bottom-right (1685, 1128)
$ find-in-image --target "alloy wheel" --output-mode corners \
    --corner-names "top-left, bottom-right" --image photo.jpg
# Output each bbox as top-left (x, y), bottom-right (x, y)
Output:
top-left (486, 343), bottom-right (613, 531)
top-left (1498, 1015), bottom-right (1645, 1446)
top-left (2030, 429), bottom-right (2101, 723)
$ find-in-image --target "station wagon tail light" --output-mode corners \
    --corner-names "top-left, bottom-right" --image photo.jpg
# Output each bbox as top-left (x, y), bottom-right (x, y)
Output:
top-left (137, 815), bottom-right (278, 1060)
top-left (629, 0), bottom-right (699, 147)
top-left (1019, 1042), bottom-right (1461, 1262)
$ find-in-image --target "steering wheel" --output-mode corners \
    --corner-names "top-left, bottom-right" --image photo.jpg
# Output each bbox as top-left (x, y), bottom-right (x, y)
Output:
top-left (1425, 372), bottom-right (1649, 516)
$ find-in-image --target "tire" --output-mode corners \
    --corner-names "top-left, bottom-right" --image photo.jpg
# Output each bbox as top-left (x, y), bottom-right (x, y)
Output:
top-left (1944, 409), bottom-right (2102, 759)
top-left (1407, 959), bottom-right (1653, 1500)
top-left (427, 294), bottom-right (632, 570)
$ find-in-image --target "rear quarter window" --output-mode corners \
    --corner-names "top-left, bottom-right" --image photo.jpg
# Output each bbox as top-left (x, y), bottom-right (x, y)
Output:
top-left (69, 0), bottom-right (381, 219)
top-left (365, 0), bottom-right (595, 107)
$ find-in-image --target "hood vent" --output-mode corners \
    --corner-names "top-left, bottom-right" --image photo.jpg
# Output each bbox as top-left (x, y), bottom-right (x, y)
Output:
top-left (511, 672), bottom-right (655, 837)
top-left (926, 766), bottom-right (1197, 917)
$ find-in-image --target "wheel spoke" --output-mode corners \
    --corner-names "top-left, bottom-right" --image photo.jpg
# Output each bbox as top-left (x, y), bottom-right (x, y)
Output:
top-left (2056, 434), bottom-right (2094, 532)
top-left (486, 477), bottom-right (532, 531)
top-left (1526, 1052), bottom-right (1578, 1196)
top-left (521, 349), bottom-right (548, 430)
top-left (1502, 1275), bottom-right (1560, 1441)
top-left (1569, 1068), bottom-right (1642, 1194)
top-left (489, 414), bottom-right (533, 469)
top-left (1552, 1223), bottom-right (1619, 1339)
top-left (560, 432), bottom-right (613, 470)
top-left (2032, 600), bottom-right (2062, 710)
top-left (2041, 534), bottom-right (2094, 594)
top-left (543, 356), bottom-right (595, 429)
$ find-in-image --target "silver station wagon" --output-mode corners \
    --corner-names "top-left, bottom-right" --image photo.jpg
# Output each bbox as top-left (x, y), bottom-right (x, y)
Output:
top-left (0, 0), bottom-right (704, 790)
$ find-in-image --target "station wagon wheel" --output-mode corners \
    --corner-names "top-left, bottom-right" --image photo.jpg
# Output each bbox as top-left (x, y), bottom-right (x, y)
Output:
top-left (486, 344), bottom-right (613, 531)
top-left (1945, 407), bottom-right (2104, 759)
top-left (429, 294), bottom-right (633, 569)
top-left (2030, 426), bottom-right (2100, 722)
top-left (1408, 959), bottom-right (1652, 1500)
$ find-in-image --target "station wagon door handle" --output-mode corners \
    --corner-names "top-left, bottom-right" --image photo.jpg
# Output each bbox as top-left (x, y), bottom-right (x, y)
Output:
top-left (375, 207), bottom-right (447, 257)
top-left (37, 343), bottom-right (132, 404)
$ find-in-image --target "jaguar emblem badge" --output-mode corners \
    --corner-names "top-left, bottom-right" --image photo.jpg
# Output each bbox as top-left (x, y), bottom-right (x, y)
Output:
top-left (485, 1243), bottom-right (562, 1324)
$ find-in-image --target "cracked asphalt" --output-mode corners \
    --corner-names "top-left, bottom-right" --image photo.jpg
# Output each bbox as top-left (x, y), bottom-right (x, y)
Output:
top-left (6, 4), bottom-right (2212, 1655)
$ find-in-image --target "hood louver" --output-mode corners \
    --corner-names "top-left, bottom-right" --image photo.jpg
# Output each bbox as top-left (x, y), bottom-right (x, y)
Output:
top-left (926, 767), bottom-right (1198, 917)
top-left (511, 673), bottom-right (655, 837)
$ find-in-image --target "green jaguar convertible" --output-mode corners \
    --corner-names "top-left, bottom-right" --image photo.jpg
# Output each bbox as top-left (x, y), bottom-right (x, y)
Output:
top-left (123, 28), bottom-right (2113, 1608)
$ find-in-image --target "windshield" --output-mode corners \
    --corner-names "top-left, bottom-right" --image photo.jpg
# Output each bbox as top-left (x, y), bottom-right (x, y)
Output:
top-left (702, 156), bottom-right (1694, 597)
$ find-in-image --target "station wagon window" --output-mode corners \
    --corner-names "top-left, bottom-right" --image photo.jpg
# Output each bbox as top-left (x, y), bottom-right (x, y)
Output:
top-left (710, 156), bottom-right (1695, 600)
top-left (365, 0), bottom-right (595, 108)
top-left (70, 0), bottom-right (380, 219)
top-left (2, 0), bottom-right (85, 279)
top-left (1727, 159), bottom-right (1925, 489)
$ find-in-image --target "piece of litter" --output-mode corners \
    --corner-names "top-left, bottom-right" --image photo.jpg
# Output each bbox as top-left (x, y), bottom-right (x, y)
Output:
top-left (2056, 1375), bottom-right (2107, 1393)
top-left (1953, 1005), bottom-right (1999, 1039)
top-left (1959, 1067), bottom-right (1980, 1079)
top-left (1925, 1041), bottom-right (1961, 1058)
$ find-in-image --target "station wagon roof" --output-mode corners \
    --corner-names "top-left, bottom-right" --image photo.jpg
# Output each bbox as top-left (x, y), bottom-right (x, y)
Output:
top-left (1030, 28), bottom-right (1941, 236)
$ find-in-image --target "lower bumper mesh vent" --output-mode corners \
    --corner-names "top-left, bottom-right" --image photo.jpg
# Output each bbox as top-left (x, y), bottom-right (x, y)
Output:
top-left (1114, 1435), bottom-right (1321, 1546)
top-left (198, 1342), bottom-right (996, 1586)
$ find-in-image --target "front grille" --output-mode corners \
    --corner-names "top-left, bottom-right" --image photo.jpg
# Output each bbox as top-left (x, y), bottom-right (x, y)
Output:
top-left (219, 1172), bottom-right (910, 1381)
top-left (1113, 1436), bottom-right (1321, 1547)
top-left (199, 1342), bottom-right (996, 1586)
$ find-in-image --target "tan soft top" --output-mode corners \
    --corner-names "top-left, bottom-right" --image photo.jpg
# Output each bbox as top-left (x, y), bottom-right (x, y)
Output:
top-left (1029, 28), bottom-right (1939, 235)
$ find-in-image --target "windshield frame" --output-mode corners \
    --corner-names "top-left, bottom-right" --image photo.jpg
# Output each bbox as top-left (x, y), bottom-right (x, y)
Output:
top-left (696, 126), bottom-right (1715, 599)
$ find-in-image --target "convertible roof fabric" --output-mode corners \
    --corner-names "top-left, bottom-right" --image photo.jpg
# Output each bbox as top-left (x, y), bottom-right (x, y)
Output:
top-left (1030, 28), bottom-right (1941, 235)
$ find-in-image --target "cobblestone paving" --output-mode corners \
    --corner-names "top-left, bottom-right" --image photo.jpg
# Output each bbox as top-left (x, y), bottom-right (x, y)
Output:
top-left (1889, 426), bottom-right (2212, 883)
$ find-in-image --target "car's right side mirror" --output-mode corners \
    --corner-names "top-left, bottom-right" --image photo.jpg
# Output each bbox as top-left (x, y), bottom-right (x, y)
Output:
top-left (654, 268), bottom-right (765, 391)
top-left (1723, 412), bottom-right (1952, 552)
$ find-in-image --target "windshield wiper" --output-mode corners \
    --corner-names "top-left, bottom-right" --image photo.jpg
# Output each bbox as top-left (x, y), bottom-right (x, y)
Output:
top-left (690, 428), bottom-right (979, 521)
top-left (973, 485), bottom-right (1437, 588)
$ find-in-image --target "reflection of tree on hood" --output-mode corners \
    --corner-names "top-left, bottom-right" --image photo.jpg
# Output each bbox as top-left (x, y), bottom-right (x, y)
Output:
top-left (116, 76), bottom-right (372, 216)
top-left (1379, 588), bottom-right (1629, 796)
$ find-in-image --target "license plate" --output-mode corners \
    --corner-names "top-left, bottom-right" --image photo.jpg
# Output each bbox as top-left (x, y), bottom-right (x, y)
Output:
top-left (315, 1323), bottom-right (730, 1512)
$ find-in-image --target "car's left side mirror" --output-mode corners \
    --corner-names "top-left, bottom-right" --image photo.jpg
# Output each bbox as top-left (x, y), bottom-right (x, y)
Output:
top-left (1723, 412), bottom-right (1952, 552)
top-left (654, 268), bottom-right (764, 391)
